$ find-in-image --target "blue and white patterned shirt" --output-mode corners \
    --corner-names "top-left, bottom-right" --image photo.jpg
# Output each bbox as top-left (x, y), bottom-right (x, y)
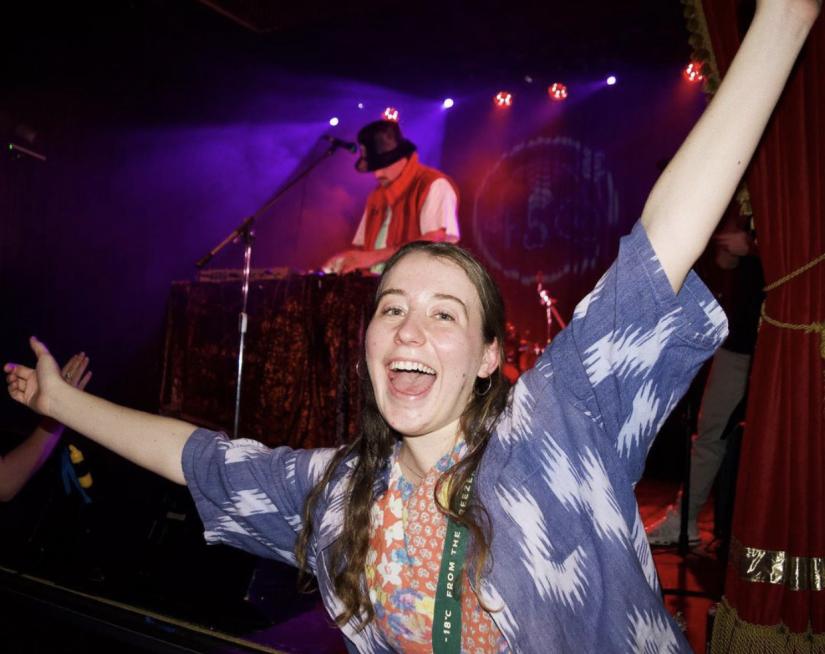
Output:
top-left (183, 221), bottom-right (727, 653)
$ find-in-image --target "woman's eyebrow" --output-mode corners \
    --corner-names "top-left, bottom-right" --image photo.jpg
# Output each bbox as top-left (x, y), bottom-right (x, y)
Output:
top-left (433, 293), bottom-right (469, 319)
top-left (376, 288), bottom-right (406, 303)
top-left (376, 289), bottom-right (469, 319)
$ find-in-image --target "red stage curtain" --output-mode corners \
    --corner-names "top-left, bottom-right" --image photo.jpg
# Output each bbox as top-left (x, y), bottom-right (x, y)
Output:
top-left (688, 1), bottom-right (825, 647)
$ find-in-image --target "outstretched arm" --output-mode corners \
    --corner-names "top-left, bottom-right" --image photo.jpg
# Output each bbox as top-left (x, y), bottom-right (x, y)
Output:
top-left (641, 0), bottom-right (820, 292)
top-left (0, 352), bottom-right (92, 501)
top-left (5, 338), bottom-right (194, 485)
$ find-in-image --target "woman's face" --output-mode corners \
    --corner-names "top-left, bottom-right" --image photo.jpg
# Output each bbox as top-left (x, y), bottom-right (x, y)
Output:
top-left (365, 251), bottom-right (499, 441)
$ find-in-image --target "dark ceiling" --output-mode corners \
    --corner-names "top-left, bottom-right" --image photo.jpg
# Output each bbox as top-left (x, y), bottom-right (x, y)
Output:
top-left (1, 1), bottom-right (693, 132)
top-left (3, 1), bottom-right (691, 88)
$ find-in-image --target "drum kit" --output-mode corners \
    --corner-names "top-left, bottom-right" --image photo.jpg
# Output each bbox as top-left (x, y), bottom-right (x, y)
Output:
top-left (501, 273), bottom-right (567, 383)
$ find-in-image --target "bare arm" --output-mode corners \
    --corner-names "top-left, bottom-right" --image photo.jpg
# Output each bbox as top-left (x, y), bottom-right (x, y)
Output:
top-left (0, 421), bottom-right (64, 501)
top-left (1, 352), bottom-right (92, 501)
top-left (641, 0), bottom-right (820, 291)
top-left (5, 338), bottom-right (193, 485)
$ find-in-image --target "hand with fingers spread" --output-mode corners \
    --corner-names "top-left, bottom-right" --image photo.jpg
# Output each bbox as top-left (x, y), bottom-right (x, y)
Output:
top-left (1, 346), bottom-right (94, 502)
top-left (4, 336), bottom-right (68, 418)
top-left (5, 337), bottom-right (195, 485)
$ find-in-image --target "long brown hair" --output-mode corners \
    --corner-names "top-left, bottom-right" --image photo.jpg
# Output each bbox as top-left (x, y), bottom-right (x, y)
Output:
top-left (296, 241), bottom-right (510, 628)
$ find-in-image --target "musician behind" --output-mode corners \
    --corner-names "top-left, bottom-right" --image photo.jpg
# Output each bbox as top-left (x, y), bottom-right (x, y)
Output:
top-left (323, 120), bottom-right (460, 275)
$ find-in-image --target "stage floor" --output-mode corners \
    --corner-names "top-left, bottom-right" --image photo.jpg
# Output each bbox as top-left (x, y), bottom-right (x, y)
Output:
top-left (1, 478), bottom-right (724, 653)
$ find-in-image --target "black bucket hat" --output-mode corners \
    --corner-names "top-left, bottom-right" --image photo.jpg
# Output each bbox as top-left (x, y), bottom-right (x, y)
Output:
top-left (355, 120), bottom-right (417, 172)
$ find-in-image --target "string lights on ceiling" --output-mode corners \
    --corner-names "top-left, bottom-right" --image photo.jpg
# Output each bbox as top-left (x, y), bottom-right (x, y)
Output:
top-left (325, 63), bottom-right (700, 128)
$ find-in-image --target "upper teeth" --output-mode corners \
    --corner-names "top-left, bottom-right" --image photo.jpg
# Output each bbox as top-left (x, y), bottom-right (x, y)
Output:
top-left (390, 360), bottom-right (436, 375)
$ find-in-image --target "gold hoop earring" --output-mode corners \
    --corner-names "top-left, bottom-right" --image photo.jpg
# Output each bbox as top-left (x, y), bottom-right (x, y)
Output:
top-left (475, 376), bottom-right (492, 397)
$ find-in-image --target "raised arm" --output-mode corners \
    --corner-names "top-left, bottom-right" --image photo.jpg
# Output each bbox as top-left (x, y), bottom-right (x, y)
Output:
top-left (641, 0), bottom-right (820, 291)
top-left (5, 338), bottom-right (194, 485)
top-left (0, 352), bottom-right (91, 501)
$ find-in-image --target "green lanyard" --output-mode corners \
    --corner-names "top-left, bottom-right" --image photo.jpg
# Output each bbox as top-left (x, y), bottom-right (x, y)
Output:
top-left (432, 472), bottom-right (475, 654)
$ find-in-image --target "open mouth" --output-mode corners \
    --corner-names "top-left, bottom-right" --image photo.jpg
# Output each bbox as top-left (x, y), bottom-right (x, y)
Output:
top-left (387, 360), bottom-right (437, 396)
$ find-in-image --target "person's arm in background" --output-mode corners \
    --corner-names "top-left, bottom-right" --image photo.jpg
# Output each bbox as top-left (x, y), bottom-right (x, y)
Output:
top-left (715, 227), bottom-right (758, 267)
top-left (641, 0), bottom-right (820, 292)
top-left (1, 352), bottom-right (91, 501)
top-left (5, 338), bottom-right (195, 485)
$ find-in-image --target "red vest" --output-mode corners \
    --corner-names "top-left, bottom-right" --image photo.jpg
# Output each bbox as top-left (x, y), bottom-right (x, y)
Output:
top-left (362, 153), bottom-right (459, 250)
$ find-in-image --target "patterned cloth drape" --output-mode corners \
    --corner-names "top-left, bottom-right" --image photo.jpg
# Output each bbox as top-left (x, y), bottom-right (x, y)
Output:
top-left (685, 0), bottom-right (825, 647)
top-left (160, 273), bottom-right (378, 449)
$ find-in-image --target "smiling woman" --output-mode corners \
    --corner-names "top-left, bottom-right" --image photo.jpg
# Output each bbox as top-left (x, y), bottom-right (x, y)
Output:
top-left (4, 1), bottom-right (820, 652)
top-left (367, 248), bottom-right (501, 444)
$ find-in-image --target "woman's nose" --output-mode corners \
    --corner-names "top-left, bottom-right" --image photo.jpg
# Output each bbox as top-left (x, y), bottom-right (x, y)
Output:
top-left (394, 312), bottom-right (426, 346)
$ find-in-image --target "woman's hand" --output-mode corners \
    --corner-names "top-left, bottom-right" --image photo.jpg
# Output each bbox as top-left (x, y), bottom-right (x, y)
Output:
top-left (60, 352), bottom-right (92, 392)
top-left (641, 0), bottom-right (819, 292)
top-left (324, 249), bottom-right (387, 274)
top-left (4, 337), bottom-right (67, 417)
top-left (8, 337), bottom-right (193, 485)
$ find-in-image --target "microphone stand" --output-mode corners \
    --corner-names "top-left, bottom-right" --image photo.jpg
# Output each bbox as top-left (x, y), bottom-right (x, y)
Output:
top-left (194, 142), bottom-right (341, 438)
top-left (536, 274), bottom-right (566, 345)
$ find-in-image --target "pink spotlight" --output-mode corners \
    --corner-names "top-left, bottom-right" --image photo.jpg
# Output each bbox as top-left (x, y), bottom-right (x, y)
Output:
top-left (548, 82), bottom-right (568, 101)
top-left (383, 107), bottom-right (399, 122)
top-left (494, 91), bottom-right (513, 108)
top-left (683, 61), bottom-right (705, 83)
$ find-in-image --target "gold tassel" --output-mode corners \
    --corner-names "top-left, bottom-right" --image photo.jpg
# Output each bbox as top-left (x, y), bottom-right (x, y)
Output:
top-left (712, 598), bottom-right (825, 654)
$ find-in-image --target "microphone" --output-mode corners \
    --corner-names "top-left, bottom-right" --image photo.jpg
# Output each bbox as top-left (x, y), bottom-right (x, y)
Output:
top-left (322, 135), bottom-right (358, 154)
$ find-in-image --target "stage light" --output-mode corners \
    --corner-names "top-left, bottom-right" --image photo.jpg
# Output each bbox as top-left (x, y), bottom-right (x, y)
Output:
top-left (442, 98), bottom-right (454, 109)
top-left (524, 75), bottom-right (534, 84)
top-left (357, 102), bottom-right (364, 109)
top-left (329, 117), bottom-right (339, 127)
top-left (683, 61), bottom-right (704, 83)
top-left (606, 75), bottom-right (617, 86)
top-left (548, 82), bottom-right (568, 101)
top-left (494, 91), bottom-right (513, 108)
top-left (383, 107), bottom-right (399, 121)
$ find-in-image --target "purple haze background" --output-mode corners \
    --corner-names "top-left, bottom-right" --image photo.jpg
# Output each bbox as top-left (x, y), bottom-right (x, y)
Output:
top-left (1, 61), bottom-right (704, 437)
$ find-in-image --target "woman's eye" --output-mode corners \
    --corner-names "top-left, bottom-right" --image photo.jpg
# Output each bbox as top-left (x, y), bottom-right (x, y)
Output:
top-left (435, 311), bottom-right (455, 321)
top-left (381, 306), bottom-right (404, 317)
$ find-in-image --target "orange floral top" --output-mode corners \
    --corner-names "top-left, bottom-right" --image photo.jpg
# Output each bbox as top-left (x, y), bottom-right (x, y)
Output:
top-left (365, 441), bottom-right (509, 653)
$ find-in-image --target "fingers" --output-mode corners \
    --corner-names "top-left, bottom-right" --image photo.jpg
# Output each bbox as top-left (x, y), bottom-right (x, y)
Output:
top-left (77, 370), bottom-right (93, 391)
top-left (61, 353), bottom-right (82, 377)
top-left (5, 363), bottom-right (33, 402)
top-left (5, 363), bottom-right (34, 383)
top-left (29, 336), bottom-right (51, 360)
top-left (61, 352), bottom-right (91, 388)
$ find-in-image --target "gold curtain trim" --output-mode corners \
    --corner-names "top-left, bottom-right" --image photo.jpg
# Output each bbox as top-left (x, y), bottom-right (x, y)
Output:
top-left (680, 0), bottom-right (721, 93)
top-left (761, 304), bottom-right (825, 360)
top-left (764, 250), bottom-right (825, 293)
top-left (711, 598), bottom-right (825, 653)
top-left (731, 538), bottom-right (825, 592)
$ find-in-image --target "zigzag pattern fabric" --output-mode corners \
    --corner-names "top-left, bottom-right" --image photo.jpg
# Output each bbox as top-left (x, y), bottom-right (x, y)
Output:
top-left (183, 220), bottom-right (728, 653)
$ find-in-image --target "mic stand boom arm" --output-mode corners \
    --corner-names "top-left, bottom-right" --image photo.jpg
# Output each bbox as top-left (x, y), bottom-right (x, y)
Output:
top-left (193, 144), bottom-right (338, 438)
